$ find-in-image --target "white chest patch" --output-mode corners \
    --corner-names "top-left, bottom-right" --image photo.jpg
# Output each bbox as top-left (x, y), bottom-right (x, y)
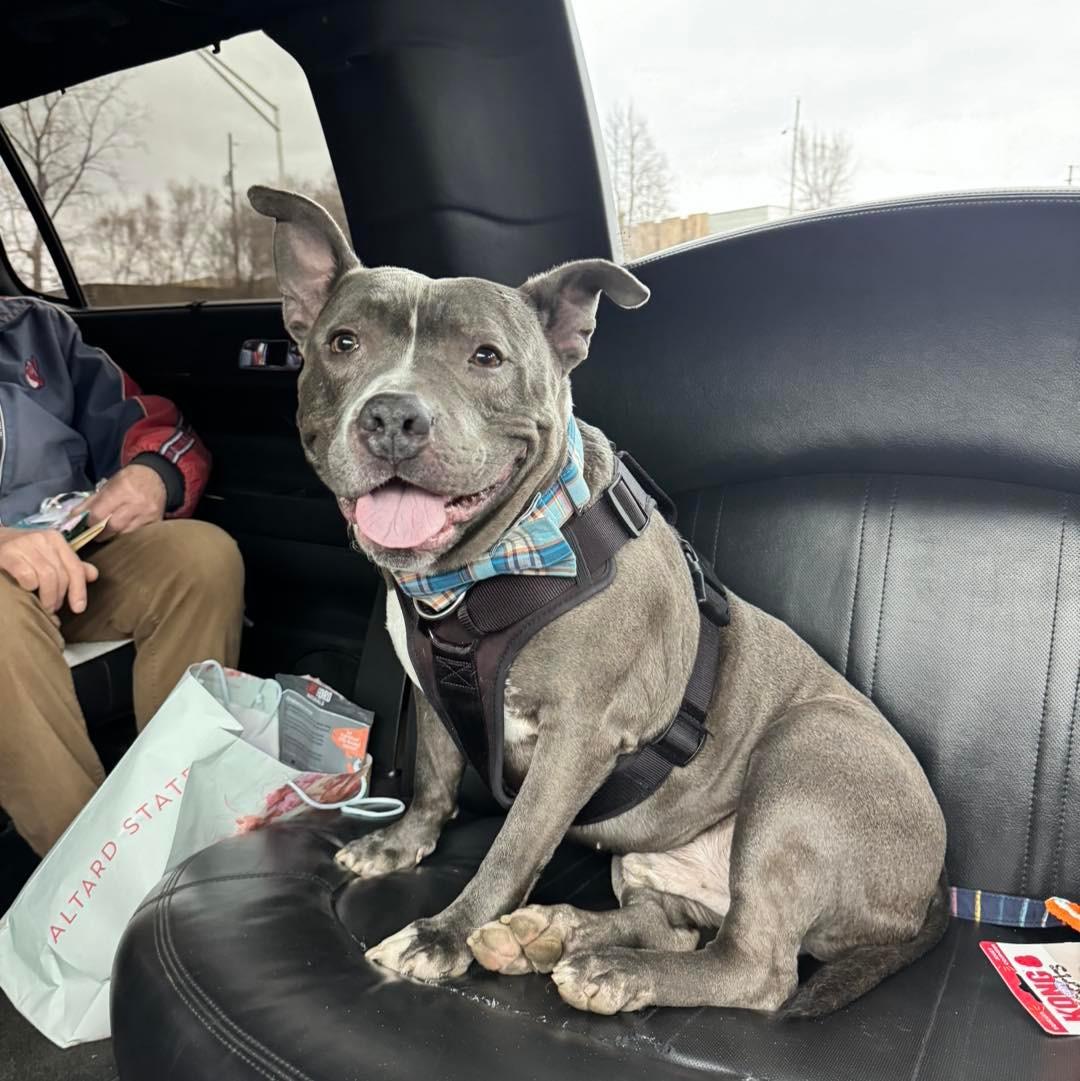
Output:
top-left (385, 590), bottom-right (421, 688)
top-left (503, 676), bottom-right (538, 745)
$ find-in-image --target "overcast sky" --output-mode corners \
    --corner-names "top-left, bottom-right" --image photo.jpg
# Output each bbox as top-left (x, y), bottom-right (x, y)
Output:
top-left (102, 34), bottom-right (335, 196)
top-left (572, 0), bottom-right (1080, 213)
top-left (13, 1), bottom-right (1080, 226)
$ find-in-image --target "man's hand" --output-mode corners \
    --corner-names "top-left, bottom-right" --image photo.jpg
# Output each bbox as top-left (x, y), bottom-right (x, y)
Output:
top-left (0, 527), bottom-right (100, 615)
top-left (83, 463), bottom-right (167, 538)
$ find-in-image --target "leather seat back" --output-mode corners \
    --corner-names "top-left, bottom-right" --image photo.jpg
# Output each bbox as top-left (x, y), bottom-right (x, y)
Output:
top-left (575, 193), bottom-right (1080, 901)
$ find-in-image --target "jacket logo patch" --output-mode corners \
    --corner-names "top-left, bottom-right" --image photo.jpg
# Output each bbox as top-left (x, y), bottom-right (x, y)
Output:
top-left (24, 356), bottom-right (45, 390)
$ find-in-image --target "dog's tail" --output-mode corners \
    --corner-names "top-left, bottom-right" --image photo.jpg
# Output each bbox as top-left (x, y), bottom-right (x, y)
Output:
top-left (778, 871), bottom-right (950, 1020)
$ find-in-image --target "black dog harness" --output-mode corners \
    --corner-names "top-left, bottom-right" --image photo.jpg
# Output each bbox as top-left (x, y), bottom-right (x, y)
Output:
top-left (396, 453), bottom-right (730, 825)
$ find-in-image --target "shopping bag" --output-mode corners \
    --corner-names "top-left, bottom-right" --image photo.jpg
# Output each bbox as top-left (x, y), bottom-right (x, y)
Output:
top-left (0, 661), bottom-right (396, 1048)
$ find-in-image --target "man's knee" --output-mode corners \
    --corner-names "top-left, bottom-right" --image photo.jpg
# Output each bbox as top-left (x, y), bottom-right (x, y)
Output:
top-left (142, 520), bottom-right (245, 608)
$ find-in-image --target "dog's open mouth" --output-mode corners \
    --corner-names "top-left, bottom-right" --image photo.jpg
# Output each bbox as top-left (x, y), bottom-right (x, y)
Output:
top-left (342, 464), bottom-right (514, 552)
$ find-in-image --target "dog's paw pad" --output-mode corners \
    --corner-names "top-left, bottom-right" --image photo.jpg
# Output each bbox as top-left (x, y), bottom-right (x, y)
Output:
top-left (551, 950), bottom-right (654, 1015)
top-left (467, 924), bottom-right (531, 975)
top-left (471, 906), bottom-right (575, 976)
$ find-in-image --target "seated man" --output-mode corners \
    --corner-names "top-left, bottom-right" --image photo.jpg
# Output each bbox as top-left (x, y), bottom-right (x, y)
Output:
top-left (0, 296), bottom-right (244, 856)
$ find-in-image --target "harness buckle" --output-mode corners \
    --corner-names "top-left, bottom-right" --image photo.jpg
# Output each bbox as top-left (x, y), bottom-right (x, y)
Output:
top-left (607, 473), bottom-right (651, 538)
top-left (682, 540), bottom-right (730, 627)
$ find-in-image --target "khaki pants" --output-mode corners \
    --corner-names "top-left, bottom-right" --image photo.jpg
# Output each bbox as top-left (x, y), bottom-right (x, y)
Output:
top-left (0, 519), bottom-right (244, 855)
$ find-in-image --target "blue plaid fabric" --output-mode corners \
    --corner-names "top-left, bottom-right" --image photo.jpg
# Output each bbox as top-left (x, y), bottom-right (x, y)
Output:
top-left (949, 886), bottom-right (1064, 929)
top-left (394, 416), bottom-right (591, 614)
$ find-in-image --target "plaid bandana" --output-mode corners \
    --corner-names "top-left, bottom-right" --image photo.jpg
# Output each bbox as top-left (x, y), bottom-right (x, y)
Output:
top-left (394, 416), bottom-right (590, 615)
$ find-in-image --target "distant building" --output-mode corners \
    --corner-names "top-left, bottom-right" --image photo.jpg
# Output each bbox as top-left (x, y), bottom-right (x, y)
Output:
top-left (707, 205), bottom-right (789, 234)
top-left (628, 204), bottom-right (790, 258)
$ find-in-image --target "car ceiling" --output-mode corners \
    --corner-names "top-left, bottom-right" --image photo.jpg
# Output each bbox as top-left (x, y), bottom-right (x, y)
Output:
top-left (0, 0), bottom-right (311, 107)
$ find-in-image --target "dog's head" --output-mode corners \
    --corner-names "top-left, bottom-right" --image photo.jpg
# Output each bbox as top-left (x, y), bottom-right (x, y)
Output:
top-left (249, 186), bottom-right (648, 573)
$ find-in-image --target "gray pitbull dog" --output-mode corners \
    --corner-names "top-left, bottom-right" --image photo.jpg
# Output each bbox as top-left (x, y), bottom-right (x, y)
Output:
top-left (249, 185), bottom-right (948, 1017)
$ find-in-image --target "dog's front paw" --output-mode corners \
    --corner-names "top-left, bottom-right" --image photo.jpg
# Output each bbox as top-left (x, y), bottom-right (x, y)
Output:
top-left (366, 918), bottom-right (472, 981)
top-left (551, 947), bottom-right (656, 1014)
top-left (334, 825), bottom-right (437, 878)
top-left (468, 904), bottom-right (584, 975)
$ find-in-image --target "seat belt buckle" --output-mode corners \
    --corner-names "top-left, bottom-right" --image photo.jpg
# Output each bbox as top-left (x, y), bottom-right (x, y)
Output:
top-left (681, 540), bottom-right (730, 626)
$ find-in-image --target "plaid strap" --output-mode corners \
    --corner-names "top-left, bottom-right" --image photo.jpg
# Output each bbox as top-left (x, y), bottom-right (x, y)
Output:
top-left (950, 886), bottom-right (1064, 929)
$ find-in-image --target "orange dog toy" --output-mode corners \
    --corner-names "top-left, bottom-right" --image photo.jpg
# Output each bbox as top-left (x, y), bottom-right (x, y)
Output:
top-left (1046, 897), bottom-right (1080, 933)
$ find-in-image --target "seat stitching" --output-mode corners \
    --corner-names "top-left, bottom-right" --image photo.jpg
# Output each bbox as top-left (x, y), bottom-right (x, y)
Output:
top-left (157, 873), bottom-right (306, 1081)
top-left (1021, 497), bottom-right (1070, 893)
top-left (688, 489), bottom-right (702, 549)
top-left (163, 880), bottom-right (313, 1080)
top-left (150, 870), bottom-right (282, 1080)
top-left (868, 478), bottom-right (899, 700)
top-left (131, 870), bottom-right (336, 919)
top-left (907, 929), bottom-right (962, 1081)
top-left (711, 487), bottom-right (726, 568)
top-left (156, 858), bottom-right (315, 1080)
top-left (841, 476), bottom-right (873, 678)
top-left (1050, 661), bottom-right (1080, 887)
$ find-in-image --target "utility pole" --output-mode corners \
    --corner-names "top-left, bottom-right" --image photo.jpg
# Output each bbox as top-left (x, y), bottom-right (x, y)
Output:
top-left (198, 49), bottom-right (286, 184)
top-left (1068, 164), bottom-right (1078, 186)
top-left (786, 97), bottom-right (801, 215)
top-left (226, 133), bottom-right (241, 284)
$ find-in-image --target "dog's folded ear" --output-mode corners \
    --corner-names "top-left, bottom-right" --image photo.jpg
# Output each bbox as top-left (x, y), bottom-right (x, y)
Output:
top-left (248, 186), bottom-right (360, 341)
top-left (519, 259), bottom-right (649, 372)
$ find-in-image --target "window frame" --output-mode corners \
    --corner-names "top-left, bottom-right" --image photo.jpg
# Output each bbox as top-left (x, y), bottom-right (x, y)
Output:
top-left (0, 119), bottom-right (87, 307)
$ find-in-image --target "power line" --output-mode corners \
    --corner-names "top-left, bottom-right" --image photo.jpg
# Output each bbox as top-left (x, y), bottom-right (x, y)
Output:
top-left (195, 49), bottom-right (285, 184)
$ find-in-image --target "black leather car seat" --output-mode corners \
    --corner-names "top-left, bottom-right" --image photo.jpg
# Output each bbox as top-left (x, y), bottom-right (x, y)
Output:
top-left (110, 192), bottom-right (1080, 1081)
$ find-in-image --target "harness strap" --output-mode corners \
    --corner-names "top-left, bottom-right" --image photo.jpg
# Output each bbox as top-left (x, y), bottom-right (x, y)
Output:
top-left (400, 454), bottom-right (730, 826)
top-left (575, 577), bottom-right (727, 824)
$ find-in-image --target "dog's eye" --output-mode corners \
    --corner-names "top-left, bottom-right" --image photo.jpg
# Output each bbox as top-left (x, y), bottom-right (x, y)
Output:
top-left (470, 345), bottom-right (504, 369)
top-left (329, 331), bottom-right (359, 354)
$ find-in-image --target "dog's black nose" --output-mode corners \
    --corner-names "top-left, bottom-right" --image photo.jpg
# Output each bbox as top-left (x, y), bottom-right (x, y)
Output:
top-left (357, 392), bottom-right (433, 461)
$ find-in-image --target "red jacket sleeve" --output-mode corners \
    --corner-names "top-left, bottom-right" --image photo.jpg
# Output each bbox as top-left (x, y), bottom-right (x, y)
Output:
top-left (117, 384), bottom-right (211, 519)
top-left (64, 313), bottom-right (211, 518)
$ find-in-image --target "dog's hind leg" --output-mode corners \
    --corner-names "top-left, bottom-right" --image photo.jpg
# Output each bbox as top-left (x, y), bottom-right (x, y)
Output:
top-left (550, 699), bottom-right (943, 1015)
top-left (550, 851), bottom-right (807, 1013)
top-left (468, 817), bottom-right (734, 976)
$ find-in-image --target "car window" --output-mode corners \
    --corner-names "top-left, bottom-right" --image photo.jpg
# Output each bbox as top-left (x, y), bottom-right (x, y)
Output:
top-left (0, 32), bottom-right (346, 306)
top-left (572, 0), bottom-right (1080, 260)
top-left (0, 155), bottom-right (67, 299)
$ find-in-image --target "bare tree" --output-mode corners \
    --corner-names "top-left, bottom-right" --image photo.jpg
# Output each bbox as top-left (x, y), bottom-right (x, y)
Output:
top-left (0, 77), bottom-right (144, 290)
top-left (603, 101), bottom-right (673, 258)
top-left (794, 128), bottom-right (856, 211)
top-left (92, 183), bottom-right (222, 287)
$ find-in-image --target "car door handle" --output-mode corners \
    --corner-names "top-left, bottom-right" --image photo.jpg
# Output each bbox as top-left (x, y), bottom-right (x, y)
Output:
top-left (239, 339), bottom-right (302, 369)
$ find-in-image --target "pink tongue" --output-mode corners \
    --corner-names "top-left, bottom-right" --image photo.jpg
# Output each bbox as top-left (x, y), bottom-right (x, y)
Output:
top-left (353, 482), bottom-right (448, 549)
